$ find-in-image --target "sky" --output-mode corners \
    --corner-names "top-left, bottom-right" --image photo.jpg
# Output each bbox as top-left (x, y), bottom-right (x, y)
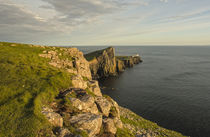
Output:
top-left (0, 0), bottom-right (210, 46)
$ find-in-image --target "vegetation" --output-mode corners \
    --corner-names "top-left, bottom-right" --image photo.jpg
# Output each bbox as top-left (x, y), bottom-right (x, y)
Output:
top-left (84, 49), bottom-right (104, 61)
top-left (0, 42), bottom-right (74, 137)
top-left (116, 56), bottom-right (131, 60)
top-left (120, 112), bottom-right (187, 137)
top-left (116, 128), bottom-right (135, 137)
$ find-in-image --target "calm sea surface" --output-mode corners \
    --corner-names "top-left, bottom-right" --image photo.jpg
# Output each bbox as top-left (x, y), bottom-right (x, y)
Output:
top-left (78, 46), bottom-right (210, 137)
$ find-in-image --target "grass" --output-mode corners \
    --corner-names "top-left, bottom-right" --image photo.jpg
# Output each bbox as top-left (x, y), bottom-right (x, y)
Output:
top-left (0, 42), bottom-right (74, 137)
top-left (120, 113), bottom-right (187, 137)
top-left (116, 128), bottom-right (135, 137)
top-left (84, 49), bottom-right (104, 61)
top-left (116, 56), bottom-right (131, 60)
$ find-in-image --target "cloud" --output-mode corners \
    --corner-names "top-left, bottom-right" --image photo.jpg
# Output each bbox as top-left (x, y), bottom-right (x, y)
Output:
top-left (0, 0), bottom-right (147, 43)
top-left (41, 0), bottom-right (147, 26)
top-left (0, 0), bottom-right (64, 42)
top-left (160, 0), bottom-right (168, 3)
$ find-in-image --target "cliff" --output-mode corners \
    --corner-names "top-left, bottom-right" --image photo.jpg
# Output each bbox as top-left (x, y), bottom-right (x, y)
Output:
top-left (85, 47), bottom-right (142, 79)
top-left (0, 42), bottom-right (186, 137)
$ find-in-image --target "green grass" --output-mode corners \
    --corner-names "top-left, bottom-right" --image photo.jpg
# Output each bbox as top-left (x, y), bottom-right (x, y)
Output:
top-left (116, 128), bottom-right (135, 137)
top-left (120, 113), bottom-right (186, 137)
top-left (116, 56), bottom-right (131, 60)
top-left (84, 49), bottom-right (104, 61)
top-left (0, 42), bottom-right (74, 137)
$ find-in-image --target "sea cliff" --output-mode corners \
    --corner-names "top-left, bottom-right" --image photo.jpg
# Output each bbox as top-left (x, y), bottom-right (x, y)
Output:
top-left (85, 47), bottom-right (142, 79)
top-left (0, 42), bottom-right (186, 137)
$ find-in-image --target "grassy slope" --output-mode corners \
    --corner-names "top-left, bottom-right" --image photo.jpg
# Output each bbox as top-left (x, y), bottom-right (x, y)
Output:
top-left (84, 49), bottom-right (104, 61)
top-left (0, 42), bottom-right (73, 137)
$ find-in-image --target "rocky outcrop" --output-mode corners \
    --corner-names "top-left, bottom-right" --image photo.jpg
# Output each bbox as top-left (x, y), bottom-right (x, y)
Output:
top-left (41, 107), bottom-right (63, 127)
top-left (69, 113), bottom-right (102, 137)
top-left (116, 55), bottom-right (142, 68)
top-left (88, 80), bottom-right (102, 97)
top-left (95, 96), bottom-right (112, 117)
top-left (71, 75), bottom-right (88, 89)
top-left (85, 47), bottom-right (117, 79)
top-left (103, 118), bottom-right (117, 134)
top-left (85, 47), bottom-right (142, 79)
top-left (40, 47), bottom-right (92, 80)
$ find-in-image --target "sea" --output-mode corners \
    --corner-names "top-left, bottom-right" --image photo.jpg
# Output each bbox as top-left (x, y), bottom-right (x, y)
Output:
top-left (77, 46), bottom-right (210, 137)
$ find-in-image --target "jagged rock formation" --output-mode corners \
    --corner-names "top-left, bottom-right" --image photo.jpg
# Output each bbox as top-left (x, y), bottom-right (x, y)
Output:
top-left (85, 47), bottom-right (142, 79)
top-left (39, 47), bottom-right (92, 80)
top-left (40, 48), bottom-right (123, 137)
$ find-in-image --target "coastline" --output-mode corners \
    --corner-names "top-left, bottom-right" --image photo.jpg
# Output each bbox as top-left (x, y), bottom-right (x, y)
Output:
top-left (0, 42), bottom-right (186, 137)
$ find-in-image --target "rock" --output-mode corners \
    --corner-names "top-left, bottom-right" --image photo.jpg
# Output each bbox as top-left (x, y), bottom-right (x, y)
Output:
top-left (58, 128), bottom-right (72, 137)
top-left (100, 133), bottom-right (115, 137)
top-left (42, 107), bottom-right (63, 127)
top-left (71, 75), bottom-right (87, 89)
top-left (116, 59), bottom-right (125, 73)
top-left (79, 94), bottom-right (99, 114)
top-left (85, 47), bottom-right (117, 79)
top-left (108, 98), bottom-right (120, 118)
top-left (69, 113), bottom-right (102, 137)
top-left (69, 94), bottom-right (98, 114)
top-left (103, 118), bottom-right (117, 134)
top-left (85, 47), bottom-right (142, 79)
top-left (113, 117), bottom-right (123, 129)
top-left (39, 48), bottom-right (92, 79)
top-left (88, 80), bottom-right (102, 96)
top-left (95, 97), bottom-right (112, 117)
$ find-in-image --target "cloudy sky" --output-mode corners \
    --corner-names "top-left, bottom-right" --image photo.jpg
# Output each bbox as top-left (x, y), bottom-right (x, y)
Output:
top-left (0, 0), bottom-right (210, 45)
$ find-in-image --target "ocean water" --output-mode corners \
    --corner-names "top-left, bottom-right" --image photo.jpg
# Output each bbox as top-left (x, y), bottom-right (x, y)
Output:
top-left (78, 46), bottom-right (210, 137)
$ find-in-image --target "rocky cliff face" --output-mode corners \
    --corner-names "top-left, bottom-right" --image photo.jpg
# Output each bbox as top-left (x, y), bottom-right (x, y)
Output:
top-left (86, 47), bottom-right (117, 79)
top-left (39, 47), bottom-right (123, 137)
top-left (85, 47), bottom-right (142, 79)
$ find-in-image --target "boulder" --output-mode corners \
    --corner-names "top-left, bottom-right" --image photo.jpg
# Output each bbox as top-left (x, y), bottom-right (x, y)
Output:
top-left (71, 75), bottom-right (87, 89)
top-left (58, 128), bottom-right (72, 137)
top-left (108, 98), bottom-right (120, 118)
top-left (69, 94), bottom-right (98, 114)
top-left (42, 107), bottom-right (63, 127)
top-left (113, 117), bottom-right (123, 129)
top-left (103, 118), bottom-right (117, 134)
top-left (88, 80), bottom-right (102, 96)
top-left (69, 113), bottom-right (102, 137)
top-left (95, 97), bottom-right (112, 117)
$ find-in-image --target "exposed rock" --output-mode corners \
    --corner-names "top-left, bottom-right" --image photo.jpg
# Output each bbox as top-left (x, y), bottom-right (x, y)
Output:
top-left (69, 113), bottom-right (102, 137)
top-left (69, 94), bottom-right (98, 114)
top-left (71, 75), bottom-right (87, 89)
top-left (85, 47), bottom-right (117, 79)
top-left (108, 98), bottom-right (120, 118)
top-left (57, 128), bottom-right (72, 137)
top-left (39, 48), bottom-right (92, 79)
top-left (100, 133), bottom-right (115, 137)
top-left (103, 118), bottom-right (117, 134)
top-left (113, 117), bottom-right (123, 129)
top-left (85, 47), bottom-right (142, 79)
top-left (88, 80), bottom-right (102, 96)
top-left (42, 107), bottom-right (63, 127)
top-left (116, 59), bottom-right (125, 73)
top-left (117, 55), bottom-right (142, 68)
top-left (95, 97), bottom-right (112, 117)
